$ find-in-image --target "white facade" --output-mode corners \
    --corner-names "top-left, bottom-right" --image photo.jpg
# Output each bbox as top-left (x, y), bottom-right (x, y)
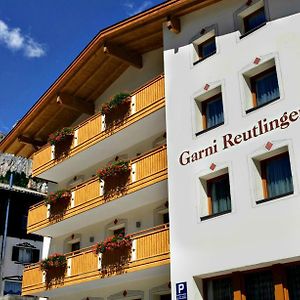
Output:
top-left (164, 0), bottom-right (300, 299)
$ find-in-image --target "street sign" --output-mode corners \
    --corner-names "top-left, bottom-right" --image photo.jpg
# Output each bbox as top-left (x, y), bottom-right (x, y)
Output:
top-left (176, 282), bottom-right (187, 300)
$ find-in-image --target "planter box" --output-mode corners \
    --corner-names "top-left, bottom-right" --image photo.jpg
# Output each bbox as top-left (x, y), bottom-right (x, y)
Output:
top-left (49, 196), bottom-right (71, 220)
top-left (104, 100), bottom-right (131, 128)
top-left (44, 265), bottom-right (67, 288)
top-left (54, 135), bottom-right (73, 159)
top-left (104, 171), bottom-right (130, 196)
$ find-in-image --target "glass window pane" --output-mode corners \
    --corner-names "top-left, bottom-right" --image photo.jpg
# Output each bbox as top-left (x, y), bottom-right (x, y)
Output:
top-left (286, 265), bottom-right (300, 300)
top-left (207, 278), bottom-right (233, 300)
top-left (205, 96), bottom-right (224, 129)
top-left (201, 39), bottom-right (216, 58)
top-left (245, 271), bottom-right (274, 300)
top-left (265, 154), bottom-right (293, 198)
top-left (255, 70), bottom-right (279, 106)
top-left (4, 281), bottom-right (22, 295)
top-left (244, 8), bottom-right (266, 33)
top-left (210, 175), bottom-right (231, 214)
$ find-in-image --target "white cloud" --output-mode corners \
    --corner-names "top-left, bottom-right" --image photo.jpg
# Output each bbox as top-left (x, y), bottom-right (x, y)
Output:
top-left (0, 19), bottom-right (45, 58)
top-left (123, 1), bottom-right (153, 16)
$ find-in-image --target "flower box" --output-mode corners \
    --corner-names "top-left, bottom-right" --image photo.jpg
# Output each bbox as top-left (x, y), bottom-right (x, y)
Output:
top-left (100, 93), bottom-right (131, 127)
top-left (48, 127), bottom-right (73, 159)
top-left (97, 161), bottom-right (130, 195)
top-left (40, 253), bottom-right (67, 288)
top-left (44, 190), bottom-right (71, 218)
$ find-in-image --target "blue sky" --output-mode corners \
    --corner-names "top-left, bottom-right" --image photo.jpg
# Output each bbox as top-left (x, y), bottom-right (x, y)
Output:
top-left (0, 0), bottom-right (165, 134)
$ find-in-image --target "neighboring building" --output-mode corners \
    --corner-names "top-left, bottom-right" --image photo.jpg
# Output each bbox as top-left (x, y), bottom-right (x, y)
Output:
top-left (1, 0), bottom-right (300, 300)
top-left (0, 154), bottom-right (45, 299)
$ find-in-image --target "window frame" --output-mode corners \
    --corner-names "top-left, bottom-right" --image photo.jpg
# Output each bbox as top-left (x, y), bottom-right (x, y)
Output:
top-left (11, 245), bottom-right (40, 264)
top-left (196, 36), bottom-right (217, 63)
top-left (249, 66), bottom-right (280, 111)
top-left (243, 6), bottom-right (267, 35)
top-left (201, 173), bottom-right (232, 221)
top-left (257, 151), bottom-right (294, 204)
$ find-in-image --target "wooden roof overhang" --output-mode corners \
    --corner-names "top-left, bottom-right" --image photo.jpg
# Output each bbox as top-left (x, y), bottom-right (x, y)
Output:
top-left (0, 0), bottom-right (220, 158)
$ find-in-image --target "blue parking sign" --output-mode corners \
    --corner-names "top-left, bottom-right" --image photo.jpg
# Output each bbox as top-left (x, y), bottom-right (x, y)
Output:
top-left (176, 282), bottom-right (187, 300)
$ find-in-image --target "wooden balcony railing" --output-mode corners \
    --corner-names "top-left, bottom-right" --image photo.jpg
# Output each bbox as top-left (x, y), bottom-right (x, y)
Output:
top-left (27, 145), bottom-right (167, 234)
top-left (32, 75), bottom-right (165, 177)
top-left (22, 224), bottom-right (170, 295)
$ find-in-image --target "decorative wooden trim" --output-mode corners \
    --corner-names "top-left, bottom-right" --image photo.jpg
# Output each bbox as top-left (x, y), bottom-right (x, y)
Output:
top-left (103, 43), bottom-right (143, 69)
top-left (56, 93), bottom-right (95, 115)
top-left (166, 16), bottom-right (181, 33)
top-left (17, 135), bottom-right (45, 150)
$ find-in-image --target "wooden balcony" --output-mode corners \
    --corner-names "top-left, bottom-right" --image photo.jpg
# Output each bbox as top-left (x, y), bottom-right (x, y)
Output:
top-left (27, 145), bottom-right (167, 235)
top-left (32, 75), bottom-right (165, 178)
top-left (22, 225), bottom-right (170, 296)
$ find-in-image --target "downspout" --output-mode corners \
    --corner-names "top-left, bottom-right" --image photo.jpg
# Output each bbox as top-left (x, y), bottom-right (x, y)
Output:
top-left (0, 173), bottom-right (13, 296)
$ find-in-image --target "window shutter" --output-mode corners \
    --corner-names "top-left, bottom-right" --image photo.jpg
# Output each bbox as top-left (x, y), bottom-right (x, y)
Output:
top-left (11, 246), bottom-right (19, 261)
top-left (32, 249), bottom-right (40, 263)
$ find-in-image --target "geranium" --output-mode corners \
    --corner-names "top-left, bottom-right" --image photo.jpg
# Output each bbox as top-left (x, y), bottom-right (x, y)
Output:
top-left (97, 161), bottom-right (130, 180)
top-left (48, 127), bottom-right (73, 146)
top-left (93, 234), bottom-right (132, 255)
top-left (40, 253), bottom-right (67, 271)
top-left (100, 92), bottom-right (130, 115)
top-left (44, 189), bottom-right (71, 205)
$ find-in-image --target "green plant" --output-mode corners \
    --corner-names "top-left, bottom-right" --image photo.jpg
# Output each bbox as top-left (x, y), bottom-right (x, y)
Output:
top-left (100, 92), bottom-right (130, 115)
top-left (40, 253), bottom-right (67, 271)
top-left (48, 127), bottom-right (73, 146)
top-left (44, 189), bottom-right (71, 205)
top-left (93, 234), bottom-right (132, 254)
top-left (97, 161), bottom-right (130, 180)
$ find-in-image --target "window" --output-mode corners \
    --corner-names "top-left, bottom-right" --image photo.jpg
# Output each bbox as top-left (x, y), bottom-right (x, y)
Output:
top-left (202, 94), bottom-right (224, 130)
top-left (192, 28), bottom-right (217, 64)
top-left (195, 86), bottom-right (224, 136)
top-left (205, 277), bottom-right (233, 300)
top-left (286, 265), bottom-right (300, 300)
top-left (197, 37), bottom-right (216, 61)
top-left (245, 271), bottom-right (274, 300)
top-left (250, 67), bottom-right (279, 109)
top-left (200, 172), bottom-right (232, 221)
top-left (71, 241), bottom-right (80, 252)
top-left (243, 59), bottom-right (280, 113)
top-left (11, 245), bottom-right (40, 264)
top-left (207, 174), bottom-right (231, 216)
top-left (237, 1), bottom-right (267, 38)
top-left (114, 227), bottom-right (125, 236)
top-left (243, 7), bottom-right (266, 34)
top-left (4, 281), bottom-right (22, 295)
top-left (259, 152), bottom-right (293, 202)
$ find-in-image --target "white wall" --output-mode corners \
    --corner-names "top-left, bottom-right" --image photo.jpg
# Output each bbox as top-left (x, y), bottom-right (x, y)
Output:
top-left (164, 1), bottom-right (300, 299)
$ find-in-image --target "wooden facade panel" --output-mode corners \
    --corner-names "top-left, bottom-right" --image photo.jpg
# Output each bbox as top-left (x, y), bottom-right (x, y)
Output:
top-left (77, 115), bottom-right (101, 145)
top-left (135, 76), bottom-right (164, 111)
top-left (22, 266), bottom-right (42, 288)
top-left (135, 227), bottom-right (169, 260)
top-left (134, 146), bottom-right (167, 181)
top-left (27, 204), bottom-right (47, 228)
top-left (74, 179), bottom-right (100, 206)
top-left (32, 146), bottom-right (52, 171)
top-left (71, 251), bottom-right (98, 276)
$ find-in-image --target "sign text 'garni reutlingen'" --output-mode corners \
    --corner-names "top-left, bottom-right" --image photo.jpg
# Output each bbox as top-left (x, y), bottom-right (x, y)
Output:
top-left (179, 109), bottom-right (300, 166)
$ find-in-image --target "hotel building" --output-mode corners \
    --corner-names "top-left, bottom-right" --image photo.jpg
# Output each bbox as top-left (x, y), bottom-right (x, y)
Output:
top-left (1, 0), bottom-right (300, 299)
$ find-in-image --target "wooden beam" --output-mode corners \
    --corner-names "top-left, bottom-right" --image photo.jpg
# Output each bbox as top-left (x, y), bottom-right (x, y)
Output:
top-left (166, 16), bottom-right (181, 34)
top-left (17, 135), bottom-right (45, 150)
top-left (103, 43), bottom-right (143, 69)
top-left (56, 93), bottom-right (94, 115)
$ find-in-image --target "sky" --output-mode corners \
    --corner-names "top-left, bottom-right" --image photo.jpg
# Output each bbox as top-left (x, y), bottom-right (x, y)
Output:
top-left (0, 0), bottom-right (165, 134)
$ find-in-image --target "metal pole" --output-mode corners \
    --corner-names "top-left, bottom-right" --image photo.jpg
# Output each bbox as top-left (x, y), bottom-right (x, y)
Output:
top-left (0, 173), bottom-right (13, 296)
